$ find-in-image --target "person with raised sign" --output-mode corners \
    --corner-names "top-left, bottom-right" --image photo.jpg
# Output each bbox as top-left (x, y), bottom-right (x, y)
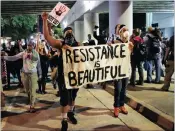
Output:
top-left (42, 12), bottom-right (79, 131)
top-left (107, 24), bottom-right (133, 118)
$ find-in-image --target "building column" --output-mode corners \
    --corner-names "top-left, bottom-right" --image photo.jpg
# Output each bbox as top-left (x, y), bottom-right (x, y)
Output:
top-left (74, 21), bottom-right (84, 43)
top-left (146, 13), bottom-right (153, 29)
top-left (84, 13), bottom-right (99, 43)
top-left (109, 1), bottom-right (133, 35)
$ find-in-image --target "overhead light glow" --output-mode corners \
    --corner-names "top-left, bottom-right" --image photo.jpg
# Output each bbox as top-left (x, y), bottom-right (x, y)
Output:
top-left (84, 1), bottom-right (95, 11)
top-left (30, 36), bottom-right (34, 39)
top-left (63, 21), bottom-right (68, 28)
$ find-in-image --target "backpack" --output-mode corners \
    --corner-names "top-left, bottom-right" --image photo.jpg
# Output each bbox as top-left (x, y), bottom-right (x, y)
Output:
top-left (133, 40), bottom-right (147, 61)
top-left (147, 35), bottom-right (160, 54)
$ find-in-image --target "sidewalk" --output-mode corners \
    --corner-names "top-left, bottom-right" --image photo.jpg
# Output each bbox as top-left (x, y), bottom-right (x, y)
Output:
top-left (1, 83), bottom-right (163, 131)
top-left (104, 80), bottom-right (174, 131)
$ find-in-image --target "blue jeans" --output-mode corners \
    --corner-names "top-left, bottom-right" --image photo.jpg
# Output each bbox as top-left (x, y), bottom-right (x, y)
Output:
top-left (147, 58), bottom-right (161, 82)
top-left (114, 78), bottom-right (129, 107)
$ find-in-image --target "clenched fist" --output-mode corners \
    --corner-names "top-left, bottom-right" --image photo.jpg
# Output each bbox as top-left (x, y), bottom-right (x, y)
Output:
top-left (42, 12), bottom-right (48, 20)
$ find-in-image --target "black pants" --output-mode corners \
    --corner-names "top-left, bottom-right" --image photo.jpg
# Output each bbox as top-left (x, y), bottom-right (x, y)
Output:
top-left (130, 57), bottom-right (144, 85)
top-left (15, 64), bottom-right (22, 85)
top-left (38, 62), bottom-right (48, 92)
top-left (57, 74), bottom-right (79, 107)
top-left (6, 62), bottom-right (15, 87)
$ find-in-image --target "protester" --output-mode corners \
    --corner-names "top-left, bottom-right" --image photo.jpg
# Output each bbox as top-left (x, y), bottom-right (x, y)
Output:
top-left (161, 35), bottom-right (174, 91)
top-left (87, 34), bottom-right (96, 46)
top-left (93, 25), bottom-right (107, 44)
top-left (49, 47), bottom-right (59, 89)
top-left (36, 37), bottom-right (49, 94)
top-left (4, 41), bottom-right (17, 88)
top-left (107, 24), bottom-right (133, 117)
top-left (130, 28), bottom-right (145, 86)
top-left (2, 41), bottom-right (42, 113)
top-left (42, 12), bottom-right (79, 131)
top-left (13, 40), bottom-right (24, 87)
top-left (144, 28), bottom-right (162, 83)
top-left (84, 34), bottom-right (96, 89)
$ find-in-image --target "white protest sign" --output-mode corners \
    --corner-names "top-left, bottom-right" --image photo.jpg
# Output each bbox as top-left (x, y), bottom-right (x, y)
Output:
top-left (48, 2), bottom-right (70, 26)
top-left (62, 43), bottom-right (131, 89)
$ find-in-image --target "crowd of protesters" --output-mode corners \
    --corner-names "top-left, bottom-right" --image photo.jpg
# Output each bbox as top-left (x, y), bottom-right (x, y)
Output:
top-left (1, 12), bottom-right (174, 131)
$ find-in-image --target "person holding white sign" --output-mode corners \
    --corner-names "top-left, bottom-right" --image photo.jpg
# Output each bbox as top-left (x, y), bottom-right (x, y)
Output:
top-left (42, 12), bottom-right (79, 131)
top-left (107, 24), bottom-right (133, 118)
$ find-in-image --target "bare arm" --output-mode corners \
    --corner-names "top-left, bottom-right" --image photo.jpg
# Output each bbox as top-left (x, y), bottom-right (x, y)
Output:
top-left (42, 12), bottom-right (62, 49)
top-left (4, 52), bottom-right (24, 61)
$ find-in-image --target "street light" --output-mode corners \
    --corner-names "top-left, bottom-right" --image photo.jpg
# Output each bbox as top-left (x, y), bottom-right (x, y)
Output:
top-left (63, 21), bottom-right (68, 28)
top-left (30, 36), bottom-right (34, 39)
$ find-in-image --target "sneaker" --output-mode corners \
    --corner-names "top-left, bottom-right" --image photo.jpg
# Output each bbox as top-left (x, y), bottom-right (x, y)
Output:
top-left (86, 84), bottom-right (94, 89)
top-left (144, 80), bottom-right (152, 83)
top-left (61, 119), bottom-right (68, 131)
top-left (67, 112), bottom-right (77, 124)
top-left (42, 91), bottom-right (47, 94)
top-left (129, 83), bottom-right (135, 87)
top-left (56, 91), bottom-right (60, 97)
top-left (17, 83), bottom-right (23, 88)
top-left (136, 81), bottom-right (143, 85)
top-left (29, 107), bottom-right (36, 113)
top-left (36, 89), bottom-right (42, 94)
top-left (114, 107), bottom-right (120, 117)
top-left (120, 106), bottom-right (128, 114)
top-left (53, 84), bottom-right (57, 89)
top-left (153, 81), bottom-right (162, 84)
top-left (161, 85), bottom-right (169, 91)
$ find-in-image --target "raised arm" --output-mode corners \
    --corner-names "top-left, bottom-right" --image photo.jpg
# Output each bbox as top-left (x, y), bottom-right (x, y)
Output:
top-left (93, 29), bottom-right (99, 41)
top-left (3, 52), bottom-right (24, 61)
top-left (42, 12), bottom-right (62, 49)
top-left (35, 34), bottom-right (40, 52)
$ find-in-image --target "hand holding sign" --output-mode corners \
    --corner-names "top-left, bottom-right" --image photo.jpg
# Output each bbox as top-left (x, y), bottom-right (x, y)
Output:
top-left (48, 2), bottom-right (70, 26)
top-left (62, 43), bottom-right (131, 89)
top-left (62, 44), bottom-right (73, 51)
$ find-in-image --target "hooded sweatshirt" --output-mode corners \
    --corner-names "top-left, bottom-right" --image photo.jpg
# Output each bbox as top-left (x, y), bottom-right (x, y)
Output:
top-left (143, 33), bottom-right (161, 60)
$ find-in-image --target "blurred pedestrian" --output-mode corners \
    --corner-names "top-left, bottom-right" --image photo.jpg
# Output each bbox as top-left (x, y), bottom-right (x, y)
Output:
top-left (130, 28), bottom-right (145, 86)
top-left (2, 41), bottom-right (42, 113)
top-left (161, 35), bottom-right (174, 91)
top-left (144, 27), bottom-right (162, 83)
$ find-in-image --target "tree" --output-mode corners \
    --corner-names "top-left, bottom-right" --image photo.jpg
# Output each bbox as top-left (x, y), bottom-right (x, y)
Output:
top-left (1, 15), bottom-right (37, 40)
top-left (52, 24), bottom-right (63, 38)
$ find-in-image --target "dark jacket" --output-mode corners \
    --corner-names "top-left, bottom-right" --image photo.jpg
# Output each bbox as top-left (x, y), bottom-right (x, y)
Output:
top-left (93, 30), bottom-right (107, 45)
top-left (143, 33), bottom-right (161, 60)
top-left (88, 39), bottom-right (96, 46)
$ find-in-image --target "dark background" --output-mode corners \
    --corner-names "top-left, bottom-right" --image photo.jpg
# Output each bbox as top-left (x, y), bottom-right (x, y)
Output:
top-left (99, 13), bottom-right (146, 33)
